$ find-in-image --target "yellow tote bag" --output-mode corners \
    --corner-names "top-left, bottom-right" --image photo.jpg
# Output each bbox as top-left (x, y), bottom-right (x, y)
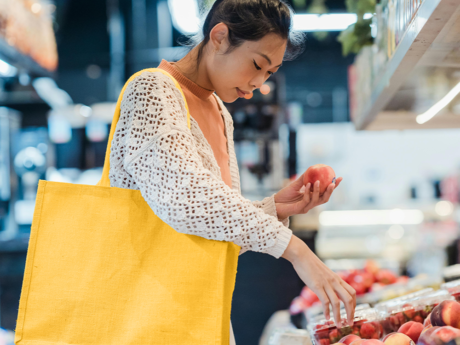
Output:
top-left (14, 68), bottom-right (240, 345)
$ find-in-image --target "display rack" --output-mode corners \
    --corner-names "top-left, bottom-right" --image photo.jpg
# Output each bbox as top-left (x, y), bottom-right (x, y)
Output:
top-left (0, 37), bottom-right (54, 77)
top-left (352, 0), bottom-right (460, 130)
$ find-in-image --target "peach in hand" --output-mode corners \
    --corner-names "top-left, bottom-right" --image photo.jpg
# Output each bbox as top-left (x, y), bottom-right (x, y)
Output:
top-left (303, 164), bottom-right (336, 195)
top-left (398, 321), bottom-right (424, 343)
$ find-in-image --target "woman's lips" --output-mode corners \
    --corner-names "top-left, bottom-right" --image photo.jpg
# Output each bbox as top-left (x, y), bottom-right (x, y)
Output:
top-left (236, 88), bottom-right (249, 98)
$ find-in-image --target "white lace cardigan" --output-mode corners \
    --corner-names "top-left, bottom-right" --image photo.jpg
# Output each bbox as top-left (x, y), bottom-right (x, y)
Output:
top-left (108, 70), bottom-right (292, 258)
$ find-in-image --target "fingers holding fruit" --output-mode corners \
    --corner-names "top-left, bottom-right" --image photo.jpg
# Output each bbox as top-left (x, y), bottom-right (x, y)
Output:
top-left (336, 278), bottom-right (357, 324)
top-left (325, 285), bottom-right (343, 328)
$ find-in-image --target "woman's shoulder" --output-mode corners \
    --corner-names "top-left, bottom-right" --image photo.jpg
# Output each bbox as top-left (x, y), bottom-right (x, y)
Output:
top-left (126, 69), bottom-right (180, 93)
top-left (121, 69), bottom-right (187, 114)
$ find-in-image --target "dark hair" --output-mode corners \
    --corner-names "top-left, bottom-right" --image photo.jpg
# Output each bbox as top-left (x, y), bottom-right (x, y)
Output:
top-left (188, 0), bottom-right (304, 64)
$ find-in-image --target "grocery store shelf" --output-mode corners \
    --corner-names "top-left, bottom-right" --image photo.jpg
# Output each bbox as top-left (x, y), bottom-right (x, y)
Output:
top-left (0, 37), bottom-right (54, 77)
top-left (366, 111), bottom-right (460, 131)
top-left (353, 0), bottom-right (460, 130)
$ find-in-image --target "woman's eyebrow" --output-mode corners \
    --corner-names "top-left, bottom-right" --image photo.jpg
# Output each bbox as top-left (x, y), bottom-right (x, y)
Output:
top-left (257, 52), bottom-right (282, 67)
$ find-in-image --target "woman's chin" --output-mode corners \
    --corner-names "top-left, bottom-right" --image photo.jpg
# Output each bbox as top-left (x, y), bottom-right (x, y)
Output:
top-left (217, 92), bottom-right (239, 103)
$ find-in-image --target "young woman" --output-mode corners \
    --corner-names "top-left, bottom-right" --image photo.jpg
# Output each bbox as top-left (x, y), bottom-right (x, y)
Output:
top-left (109, 0), bottom-right (356, 342)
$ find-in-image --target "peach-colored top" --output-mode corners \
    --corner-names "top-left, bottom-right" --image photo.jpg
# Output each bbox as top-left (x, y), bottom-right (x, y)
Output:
top-left (158, 60), bottom-right (232, 188)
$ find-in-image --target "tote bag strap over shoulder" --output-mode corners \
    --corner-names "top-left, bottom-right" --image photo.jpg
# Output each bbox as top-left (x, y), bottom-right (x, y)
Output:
top-left (98, 68), bottom-right (191, 187)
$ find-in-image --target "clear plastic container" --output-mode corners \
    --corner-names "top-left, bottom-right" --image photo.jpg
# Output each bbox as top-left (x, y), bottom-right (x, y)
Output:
top-left (309, 309), bottom-right (382, 345)
top-left (441, 279), bottom-right (460, 302)
top-left (443, 264), bottom-right (460, 282)
top-left (309, 303), bottom-right (371, 324)
top-left (377, 289), bottom-right (454, 336)
top-left (374, 288), bottom-right (434, 310)
top-left (269, 328), bottom-right (310, 345)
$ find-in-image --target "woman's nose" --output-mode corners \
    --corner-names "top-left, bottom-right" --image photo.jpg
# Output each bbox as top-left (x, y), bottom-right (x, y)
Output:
top-left (250, 76), bottom-right (265, 90)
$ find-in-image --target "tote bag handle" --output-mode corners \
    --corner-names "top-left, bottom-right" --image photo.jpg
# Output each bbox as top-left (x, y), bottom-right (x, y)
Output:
top-left (98, 68), bottom-right (191, 187)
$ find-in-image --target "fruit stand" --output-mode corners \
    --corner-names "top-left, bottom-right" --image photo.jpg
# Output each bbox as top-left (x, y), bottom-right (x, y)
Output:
top-left (281, 260), bottom-right (460, 345)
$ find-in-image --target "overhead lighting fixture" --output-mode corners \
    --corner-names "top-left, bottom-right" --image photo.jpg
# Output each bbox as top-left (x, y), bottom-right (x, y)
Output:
top-left (293, 13), bottom-right (372, 32)
top-left (416, 81), bottom-right (460, 124)
top-left (435, 200), bottom-right (454, 217)
top-left (319, 209), bottom-right (424, 226)
top-left (168, 0), bottom-right (200, 35)
top-left (0, 59), bottom-right (18, 77)
top-left (167, 1), bottom-right (373, 35)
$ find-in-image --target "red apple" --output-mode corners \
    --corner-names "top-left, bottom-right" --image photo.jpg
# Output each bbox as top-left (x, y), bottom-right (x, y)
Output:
top-left (303, 164), bottom-right (336, 195)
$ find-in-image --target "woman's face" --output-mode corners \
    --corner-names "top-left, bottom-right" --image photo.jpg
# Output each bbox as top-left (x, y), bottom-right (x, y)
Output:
top-left (206, 26), bottom-right (287, 103)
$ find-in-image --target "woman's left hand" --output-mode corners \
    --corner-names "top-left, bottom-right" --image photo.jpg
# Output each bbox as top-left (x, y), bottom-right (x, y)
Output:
top-left (274, 174), bottom-right (343, 220)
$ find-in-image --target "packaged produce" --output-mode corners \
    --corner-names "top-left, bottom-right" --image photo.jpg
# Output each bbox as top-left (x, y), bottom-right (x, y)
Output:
top-left (268, 328), bottom-right (310, 345)
top-left (374, 288), bottom-right (434, 310)
top-left (309, 303), bottom-right (372, 324)
top-left (443, 264), bottom-right (460, 282)
top-left (377, 289), bottom-right (454, 336)
top-left (441, 279), bottom-right (460, 302)
top-left (308, 309), bottom-right (383, 345)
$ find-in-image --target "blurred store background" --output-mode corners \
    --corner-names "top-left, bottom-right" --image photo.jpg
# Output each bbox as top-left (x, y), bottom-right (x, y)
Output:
top-left (1, 0), bottom-right (460, 344)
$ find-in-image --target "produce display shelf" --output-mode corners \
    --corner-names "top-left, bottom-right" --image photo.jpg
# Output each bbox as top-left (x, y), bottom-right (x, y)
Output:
top-left (0, 37), bottom-right (54, 77)
top-left (353, 0), bottom-right (460, 130)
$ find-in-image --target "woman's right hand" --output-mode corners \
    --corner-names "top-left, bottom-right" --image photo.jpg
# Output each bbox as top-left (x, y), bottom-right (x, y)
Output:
top-left (282, 235), bottom-right (356, 327)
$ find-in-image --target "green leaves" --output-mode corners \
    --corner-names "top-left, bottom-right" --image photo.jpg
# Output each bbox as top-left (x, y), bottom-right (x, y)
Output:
top-left (338, 0), bottom-right (376, 56)
top-left (345, 0), bottom-right (376, 18)
top-left (338, 19), bottom-right (373, 56)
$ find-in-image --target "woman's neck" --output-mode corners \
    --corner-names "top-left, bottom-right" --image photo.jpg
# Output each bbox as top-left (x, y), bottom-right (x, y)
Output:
top-left (174, 45), bottom-right (214, 92)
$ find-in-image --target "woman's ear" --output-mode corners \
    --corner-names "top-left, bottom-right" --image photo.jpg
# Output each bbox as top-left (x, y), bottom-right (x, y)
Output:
top-left (209, 22), bottom-right (230, 54)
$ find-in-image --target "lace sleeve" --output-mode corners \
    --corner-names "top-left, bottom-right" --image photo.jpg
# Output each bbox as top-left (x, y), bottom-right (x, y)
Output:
top-left (252, 196), bottom-right (290, 228)
top-left (111, 71), bottom-right (292, 258)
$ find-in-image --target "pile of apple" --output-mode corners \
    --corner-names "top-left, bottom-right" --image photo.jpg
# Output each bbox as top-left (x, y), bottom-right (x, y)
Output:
top-left (325, 300), bottom-right (460, 345)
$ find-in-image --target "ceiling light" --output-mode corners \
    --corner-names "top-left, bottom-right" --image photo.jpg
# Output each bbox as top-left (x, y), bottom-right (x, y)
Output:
top-left (388, 224), bottom-right (405, 240)
top-left (168, 0), bottom-right (200, 35)
top-left (167, 1), bottom-right (373, 35)
top-left (435, 200), bottom-right (454, 216)
top-left (416, 81), bottom-right (460, 124)
top-left (0, 59), bottom-right (17, 77)
top-left (293, 13), bottom-right (358, 32)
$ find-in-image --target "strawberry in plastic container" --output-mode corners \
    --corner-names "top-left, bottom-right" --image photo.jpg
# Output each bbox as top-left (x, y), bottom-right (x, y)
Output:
top-left (308, 309), bottom-right (382, 345)
top-left (441, 279), bottom-right (460, 303)
top-left (376, 290), bottom-right (453, 337)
